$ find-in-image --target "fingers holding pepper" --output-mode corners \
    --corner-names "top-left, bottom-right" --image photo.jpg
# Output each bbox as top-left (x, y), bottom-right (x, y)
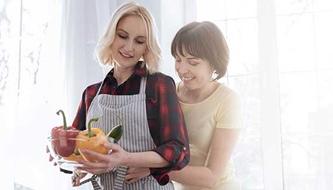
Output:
top-left (77, 149), bottom-right (115, 174)
top-left (77, 143), bottom-right (129, 174)
top-left (71, 169), bottom-right (87, 186)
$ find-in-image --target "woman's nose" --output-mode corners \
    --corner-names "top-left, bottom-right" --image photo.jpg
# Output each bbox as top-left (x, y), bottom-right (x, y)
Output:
top-left (125, 40), bottom-right (134, 51)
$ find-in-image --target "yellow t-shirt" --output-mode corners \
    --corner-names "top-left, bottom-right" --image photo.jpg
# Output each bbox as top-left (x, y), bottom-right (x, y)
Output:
top-left (177, 83), bottom-right (241, 190)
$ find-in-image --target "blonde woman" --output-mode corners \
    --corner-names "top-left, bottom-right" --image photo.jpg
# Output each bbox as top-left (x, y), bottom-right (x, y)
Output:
top-left (71, 2), bottom-right (189, 190)
top-left (127, 21), bottom-right (241, 190)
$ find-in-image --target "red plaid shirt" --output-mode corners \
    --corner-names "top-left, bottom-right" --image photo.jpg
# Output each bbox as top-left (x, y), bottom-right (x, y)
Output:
top-left (72, 62), bottom-right (190, 185)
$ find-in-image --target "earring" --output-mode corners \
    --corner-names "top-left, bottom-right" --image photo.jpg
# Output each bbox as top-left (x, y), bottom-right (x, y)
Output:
top-left (211, 71), bottom-right (218, 81)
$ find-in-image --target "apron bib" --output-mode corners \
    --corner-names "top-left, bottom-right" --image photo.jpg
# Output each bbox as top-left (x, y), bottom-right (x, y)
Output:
top-left (86, 77), bottom-right (174, 190)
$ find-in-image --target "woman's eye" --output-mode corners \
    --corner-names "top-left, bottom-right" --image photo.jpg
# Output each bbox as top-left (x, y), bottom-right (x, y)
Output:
top-left (189, 61), bottom-right (199, 66)
top-left (118, 34), bottom-right (127, 39)
top-left (136, 40), bottom-right (145, 44)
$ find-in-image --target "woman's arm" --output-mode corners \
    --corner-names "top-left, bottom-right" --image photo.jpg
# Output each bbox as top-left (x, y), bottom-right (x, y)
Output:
top-left (147, 74), bottom-right (190, 184)
top-left (125, 128), bottom-right (240, 186)
top-left (78, 143), bottom-right (170, 175)
top-left (150, 74), bottom-right (190, 168)
top-left (171, 91), bottom-right (241, 188)
top-left (122, 149), bottom-right (169, 168)
top-left (170, 128), bottom-right (240, 188)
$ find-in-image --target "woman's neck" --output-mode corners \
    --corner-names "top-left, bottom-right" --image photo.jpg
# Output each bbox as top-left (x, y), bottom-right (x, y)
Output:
top-left (113, 65), bottom-right (135, 85)
top-left (178, 81), bottom-right (219, 104)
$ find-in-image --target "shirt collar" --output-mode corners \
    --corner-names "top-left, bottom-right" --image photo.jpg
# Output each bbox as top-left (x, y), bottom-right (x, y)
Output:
top-left (106, 61), bottom-right (148, 80)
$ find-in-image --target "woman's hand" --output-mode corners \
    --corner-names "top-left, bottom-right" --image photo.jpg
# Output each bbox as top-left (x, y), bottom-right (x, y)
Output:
top-left (77, 143), bottom-right (129, 175)
top-left (125, 167), bottom-right (150, 184)
top-left (72, 169), bottom-right (87, 186)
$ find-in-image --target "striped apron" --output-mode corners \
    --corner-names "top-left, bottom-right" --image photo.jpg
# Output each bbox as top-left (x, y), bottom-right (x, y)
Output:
top-left (85, 76), bottom-right (174, 190)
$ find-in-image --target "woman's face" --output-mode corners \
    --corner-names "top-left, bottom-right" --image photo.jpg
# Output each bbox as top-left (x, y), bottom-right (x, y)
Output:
top-left (111, 15), bottom-right (147, 68)
top-left (175, 52), bottom-right (213, 91)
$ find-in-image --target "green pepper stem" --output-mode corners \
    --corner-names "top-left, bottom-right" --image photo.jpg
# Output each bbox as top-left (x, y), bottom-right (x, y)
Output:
top-left (56, 109), bottom-right (67, 130)
top-left (87, 117), bottom-right (99, 138)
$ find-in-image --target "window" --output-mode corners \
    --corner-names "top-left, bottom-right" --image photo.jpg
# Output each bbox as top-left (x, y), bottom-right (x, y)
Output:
top-left (196, 0), bottom-right (333, 189)
top-left (0, 0), bottom-right (66, 189)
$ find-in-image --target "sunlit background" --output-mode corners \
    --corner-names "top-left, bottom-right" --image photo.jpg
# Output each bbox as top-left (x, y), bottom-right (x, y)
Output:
top-left (1, 0), bottom-right (333, 190)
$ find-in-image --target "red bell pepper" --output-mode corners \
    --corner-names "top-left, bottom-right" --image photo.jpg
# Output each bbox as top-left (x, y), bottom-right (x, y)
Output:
top-left (51, 110), bottom-right (79, 157)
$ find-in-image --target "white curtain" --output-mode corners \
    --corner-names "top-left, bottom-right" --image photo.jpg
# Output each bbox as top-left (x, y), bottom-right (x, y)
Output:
top-left (1, 0), bottom-right (67, 189)
top-left (0, 0), bottom-right (118, 189)
top-left (0, 0), bottom-right (186, 189)
top-left (60, 0), bottom-right (123, 121)
top-left (195, 0), bottom-right (333, 190)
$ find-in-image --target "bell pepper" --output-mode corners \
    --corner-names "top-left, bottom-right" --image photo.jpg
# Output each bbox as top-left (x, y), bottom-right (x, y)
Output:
top-left (51, 110), bottom-right (79, 157)
top-left (75, 117), bottom-right (109, 162)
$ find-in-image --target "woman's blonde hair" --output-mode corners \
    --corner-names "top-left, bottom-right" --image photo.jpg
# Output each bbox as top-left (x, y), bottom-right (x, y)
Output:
top-left (171, 21), bottom-right (229, 80)
top-left (96, 2), bottom-right (161, 73)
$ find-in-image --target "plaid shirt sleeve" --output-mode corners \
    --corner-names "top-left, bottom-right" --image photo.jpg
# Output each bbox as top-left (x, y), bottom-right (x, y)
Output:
top-left (72, 89), bottom-right (87, 130)
top-left (72, 83), bottom-right (101, 130)
top-left (147, 73), bottom-right (190, 185)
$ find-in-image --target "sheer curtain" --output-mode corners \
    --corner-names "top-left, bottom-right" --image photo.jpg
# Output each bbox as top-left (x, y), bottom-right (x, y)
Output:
top-left (71, 2), bottom-right (333, 189)
top-left (60, 0), bottom-right (114, 121)
top-left (0, 0), bottom-right (117, 189)
top-left (0, 0), bottom-right (183, 189)
top-left (0, 0), bottom-right (67, 189)
top-left (194, 0), bottom-right (333, 190)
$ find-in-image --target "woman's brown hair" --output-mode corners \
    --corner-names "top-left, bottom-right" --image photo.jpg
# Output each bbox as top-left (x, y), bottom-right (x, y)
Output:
top-left (171, 21), bottom-right (229, 80)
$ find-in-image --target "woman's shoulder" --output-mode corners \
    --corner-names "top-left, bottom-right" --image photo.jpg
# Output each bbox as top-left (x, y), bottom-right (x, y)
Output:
top-left (86, 81), bottom-right (102, 91)
top-left (83, 81), bottom-right (103, 97)
top-left (215, 83), bottom-right (241, 111)
top-left (215, 83), bottom-right (239, 100)
top-left (208, 83), bottom-right (241, 110)
top-left (146, 72), bottom-right (177, 99)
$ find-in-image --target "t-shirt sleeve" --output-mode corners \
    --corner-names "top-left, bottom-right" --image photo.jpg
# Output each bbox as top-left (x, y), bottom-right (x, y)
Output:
top-left (215, 91), bottom-right (242, 129)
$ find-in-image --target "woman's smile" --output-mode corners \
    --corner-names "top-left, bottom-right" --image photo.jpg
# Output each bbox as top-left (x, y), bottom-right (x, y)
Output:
top-left (119, 49), bottom-right (134, 58)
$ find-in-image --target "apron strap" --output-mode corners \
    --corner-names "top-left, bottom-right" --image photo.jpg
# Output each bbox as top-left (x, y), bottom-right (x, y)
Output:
top-left (139, 77), bottom-right (147, 94)
top-left (90, 175), bottom-right (103, 190)
top-left (113, 166), bottom-right (128, 190)
top-left (96, 77), bottom-right (106, 96)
